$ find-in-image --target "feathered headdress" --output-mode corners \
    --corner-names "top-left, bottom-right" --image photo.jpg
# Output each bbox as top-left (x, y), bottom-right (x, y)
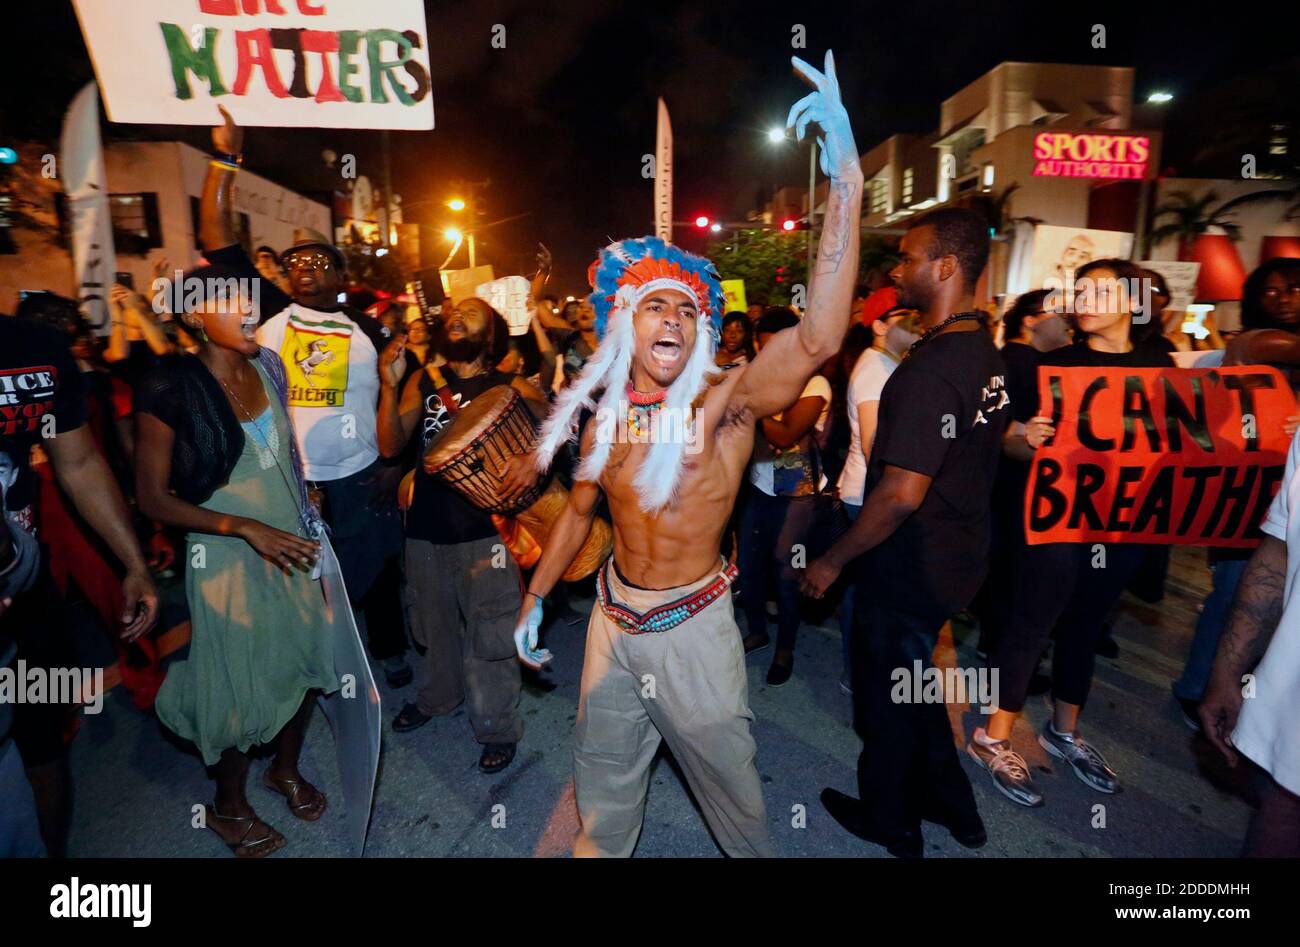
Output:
top-left (534, 237), bottom-right (724, 513)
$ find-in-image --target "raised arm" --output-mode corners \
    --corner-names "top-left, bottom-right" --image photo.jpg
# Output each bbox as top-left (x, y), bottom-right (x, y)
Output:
top-left (200, 106), bottom-right (243, 253)
top-left (731, 51), bottom-right (863, 420)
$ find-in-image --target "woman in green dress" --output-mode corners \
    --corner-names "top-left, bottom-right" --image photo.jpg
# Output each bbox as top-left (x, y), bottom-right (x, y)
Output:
top-left (135, 267), bottom-right (338, 857)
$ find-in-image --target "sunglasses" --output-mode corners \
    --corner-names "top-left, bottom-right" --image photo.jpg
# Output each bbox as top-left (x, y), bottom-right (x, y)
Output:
top-left (282, 250), bottom-right (336, 271)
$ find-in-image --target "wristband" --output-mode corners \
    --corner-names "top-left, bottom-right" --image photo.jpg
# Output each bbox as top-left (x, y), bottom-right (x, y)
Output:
top-left (527, 590), bottom-right (544, 605)
top-left (210, 153), bottom-right (242, 172)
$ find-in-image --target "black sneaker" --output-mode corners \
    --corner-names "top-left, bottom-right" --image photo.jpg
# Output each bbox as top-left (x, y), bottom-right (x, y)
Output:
top-left (820, 788), bottom-right (923, 858)
top-left (921, 803), bottom-right (988, 849)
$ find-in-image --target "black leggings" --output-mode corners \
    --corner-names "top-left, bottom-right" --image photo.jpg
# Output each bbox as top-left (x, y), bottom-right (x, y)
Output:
top-left (992, 541), bottom-right (1149, 715)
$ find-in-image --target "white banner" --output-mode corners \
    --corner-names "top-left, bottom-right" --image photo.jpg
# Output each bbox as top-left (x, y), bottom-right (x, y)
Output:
top-left (71, 0), bottom-right (434, 129)
top-left (59, 83), bottom-right (116, 333)
top-left (654, 98), bottom-right (672, 242)
top-left (1138, 260), bottom-right (1201, 312)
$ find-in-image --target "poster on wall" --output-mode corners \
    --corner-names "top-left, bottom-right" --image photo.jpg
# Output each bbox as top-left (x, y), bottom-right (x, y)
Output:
top-left (1028, 224), bottom-right (1134, 296)
top-left (71, 0), bottom-right (434, 129)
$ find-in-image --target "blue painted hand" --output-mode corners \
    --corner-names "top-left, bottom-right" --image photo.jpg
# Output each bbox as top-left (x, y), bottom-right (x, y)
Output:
top-left (513, 596), bottom-right (552, 669)
top-left (786, 50), bottom-right (861, 182)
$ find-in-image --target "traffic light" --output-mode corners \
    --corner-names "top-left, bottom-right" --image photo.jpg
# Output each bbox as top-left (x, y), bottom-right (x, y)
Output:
top-left (775, 266), bottom-right (786, 284)
top-left (694, 215), bottom-right (711, 229)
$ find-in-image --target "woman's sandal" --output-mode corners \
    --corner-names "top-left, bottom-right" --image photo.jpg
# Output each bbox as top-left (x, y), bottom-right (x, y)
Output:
top-left (478, 742), bottom-right (517, 774)
top-left (262, 770), bottom-right (327, 822)
top-left (206, 805), bottom-right (284, 858)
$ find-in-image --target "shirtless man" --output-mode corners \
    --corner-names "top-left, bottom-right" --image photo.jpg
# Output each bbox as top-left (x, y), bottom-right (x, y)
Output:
top-left (513, 51), bottom-right (863, 857)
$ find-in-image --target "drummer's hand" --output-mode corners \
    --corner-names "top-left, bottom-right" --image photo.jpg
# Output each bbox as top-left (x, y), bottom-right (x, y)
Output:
top-left (500, 453), bottom-right (540, 505)
top-left (514, 594), bottom-right (552, 669)
top-left (378, 338), bottom-right (406, 390)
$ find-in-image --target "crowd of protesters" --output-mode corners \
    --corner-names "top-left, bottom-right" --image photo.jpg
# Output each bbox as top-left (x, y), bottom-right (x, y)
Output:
top-left (1, 110), bottom-right (1299, 859)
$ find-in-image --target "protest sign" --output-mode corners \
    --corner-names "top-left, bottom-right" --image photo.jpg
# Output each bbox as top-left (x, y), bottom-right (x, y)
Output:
top-left (1025, 366), bottom-right (1296, 547)
top-left (476, 275), bottom-right (532, 336)
top-left (1139, 260), bottom-right (1200, 312)
top-left (721, 279), bottom-right (747, 314)
top-left (71, 0), bottom-right (434, 129)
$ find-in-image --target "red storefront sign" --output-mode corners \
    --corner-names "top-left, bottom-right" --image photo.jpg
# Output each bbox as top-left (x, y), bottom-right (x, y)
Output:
top-left (1032, 132), bottom-right (1150, 180)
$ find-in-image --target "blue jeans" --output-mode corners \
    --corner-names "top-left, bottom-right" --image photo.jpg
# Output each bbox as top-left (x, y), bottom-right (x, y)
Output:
top-left (1173, 557), bottom-right (1248, 702)
top-left (738, 487), bottom-right (815, 653)
top-left (839, 502), bottom-right (862, 676)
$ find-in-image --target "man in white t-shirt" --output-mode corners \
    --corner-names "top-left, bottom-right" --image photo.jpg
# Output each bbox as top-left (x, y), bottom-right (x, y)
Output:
top-left (738, 308), bottom-right (830, 686)
top-left (1203, 428), bottom-right (1300, 856)
top-left (834, 307), bottom-right (918, 692)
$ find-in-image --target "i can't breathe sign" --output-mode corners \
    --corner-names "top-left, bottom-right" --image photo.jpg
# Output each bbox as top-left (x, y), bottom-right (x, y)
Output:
top-left (1025, 366), bottom-right (1297, 548)
top-left (72, 0), bottom-right (434, 129)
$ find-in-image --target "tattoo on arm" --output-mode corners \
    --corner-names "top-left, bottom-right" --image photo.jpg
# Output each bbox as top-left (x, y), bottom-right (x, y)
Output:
top-left (1221, 543), bottom-right (1286, 675)
top-left (815, 180), bottom-right (858, 276)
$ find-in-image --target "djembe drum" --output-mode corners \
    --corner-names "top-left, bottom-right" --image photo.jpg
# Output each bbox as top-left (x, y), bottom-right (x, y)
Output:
top-left (423, 385), bottom-right (612, 580)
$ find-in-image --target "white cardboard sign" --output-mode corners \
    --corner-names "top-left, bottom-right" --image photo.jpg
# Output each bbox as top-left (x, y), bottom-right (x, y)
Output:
top-left (72, 0), bottom-right (434, 129)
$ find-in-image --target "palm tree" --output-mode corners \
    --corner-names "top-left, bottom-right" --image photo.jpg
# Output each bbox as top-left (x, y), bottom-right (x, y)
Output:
top-left (1148, 190), bottom-right (1242, 259)
top-left (1214, 175), bottom-right (1300, 222)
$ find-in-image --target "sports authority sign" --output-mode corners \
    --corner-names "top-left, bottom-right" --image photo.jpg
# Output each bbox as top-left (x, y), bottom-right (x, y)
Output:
top-left (1032, 132), bottom-right (1150, 180)
top-left (71, 0), bottom-right (434, 129)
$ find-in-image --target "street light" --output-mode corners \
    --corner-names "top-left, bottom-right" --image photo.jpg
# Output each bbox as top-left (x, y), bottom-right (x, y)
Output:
top-left (710, 222), bottom-right (722, 233)
top-left (1147, 91), bottom-right (1173, 104)
top-left (443, 226), bottom-right (462, 242)
top-left (447, 197), bottom-right (466, 211)
top-left (768, 124), bottom-right (819, 273)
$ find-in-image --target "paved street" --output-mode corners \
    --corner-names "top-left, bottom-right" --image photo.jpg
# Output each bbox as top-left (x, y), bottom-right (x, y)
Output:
top-left (65, 548), bottom-right (1252, 858)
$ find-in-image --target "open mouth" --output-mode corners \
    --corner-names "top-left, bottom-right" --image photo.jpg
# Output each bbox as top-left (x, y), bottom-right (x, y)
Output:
top-left (651, 334), bottom-right (683, 366)
top-left (240, 315), bottom-right (258, 340)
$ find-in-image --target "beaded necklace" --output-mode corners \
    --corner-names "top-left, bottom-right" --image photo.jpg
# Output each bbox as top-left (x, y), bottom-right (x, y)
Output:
top-left (908, 311), bottom-right (985, 357)
top-left (626, 383), bottom-right (667, 439)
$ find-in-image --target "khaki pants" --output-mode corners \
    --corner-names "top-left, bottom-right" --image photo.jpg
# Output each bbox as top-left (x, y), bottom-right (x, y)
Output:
top-left (405, 537), bottom-right (523, 744)
top-left (573, 559), bottom-right (773, 857)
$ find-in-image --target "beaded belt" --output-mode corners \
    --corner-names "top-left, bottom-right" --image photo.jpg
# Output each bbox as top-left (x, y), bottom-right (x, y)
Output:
top-left (597, 561), bottom-right (739, 635)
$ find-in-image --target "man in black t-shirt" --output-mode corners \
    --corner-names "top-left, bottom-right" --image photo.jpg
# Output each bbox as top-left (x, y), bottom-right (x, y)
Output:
top-left (802, 209), bottom-right (1008, 857)
top-left (0, 315), bottom-right (159, 857)
top-left (376, 298), bottom-right (547, 774)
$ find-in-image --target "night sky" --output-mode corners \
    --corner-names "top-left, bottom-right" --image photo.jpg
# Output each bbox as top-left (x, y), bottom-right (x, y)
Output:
top-left (4, 1), bottom-right (1299, 292)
